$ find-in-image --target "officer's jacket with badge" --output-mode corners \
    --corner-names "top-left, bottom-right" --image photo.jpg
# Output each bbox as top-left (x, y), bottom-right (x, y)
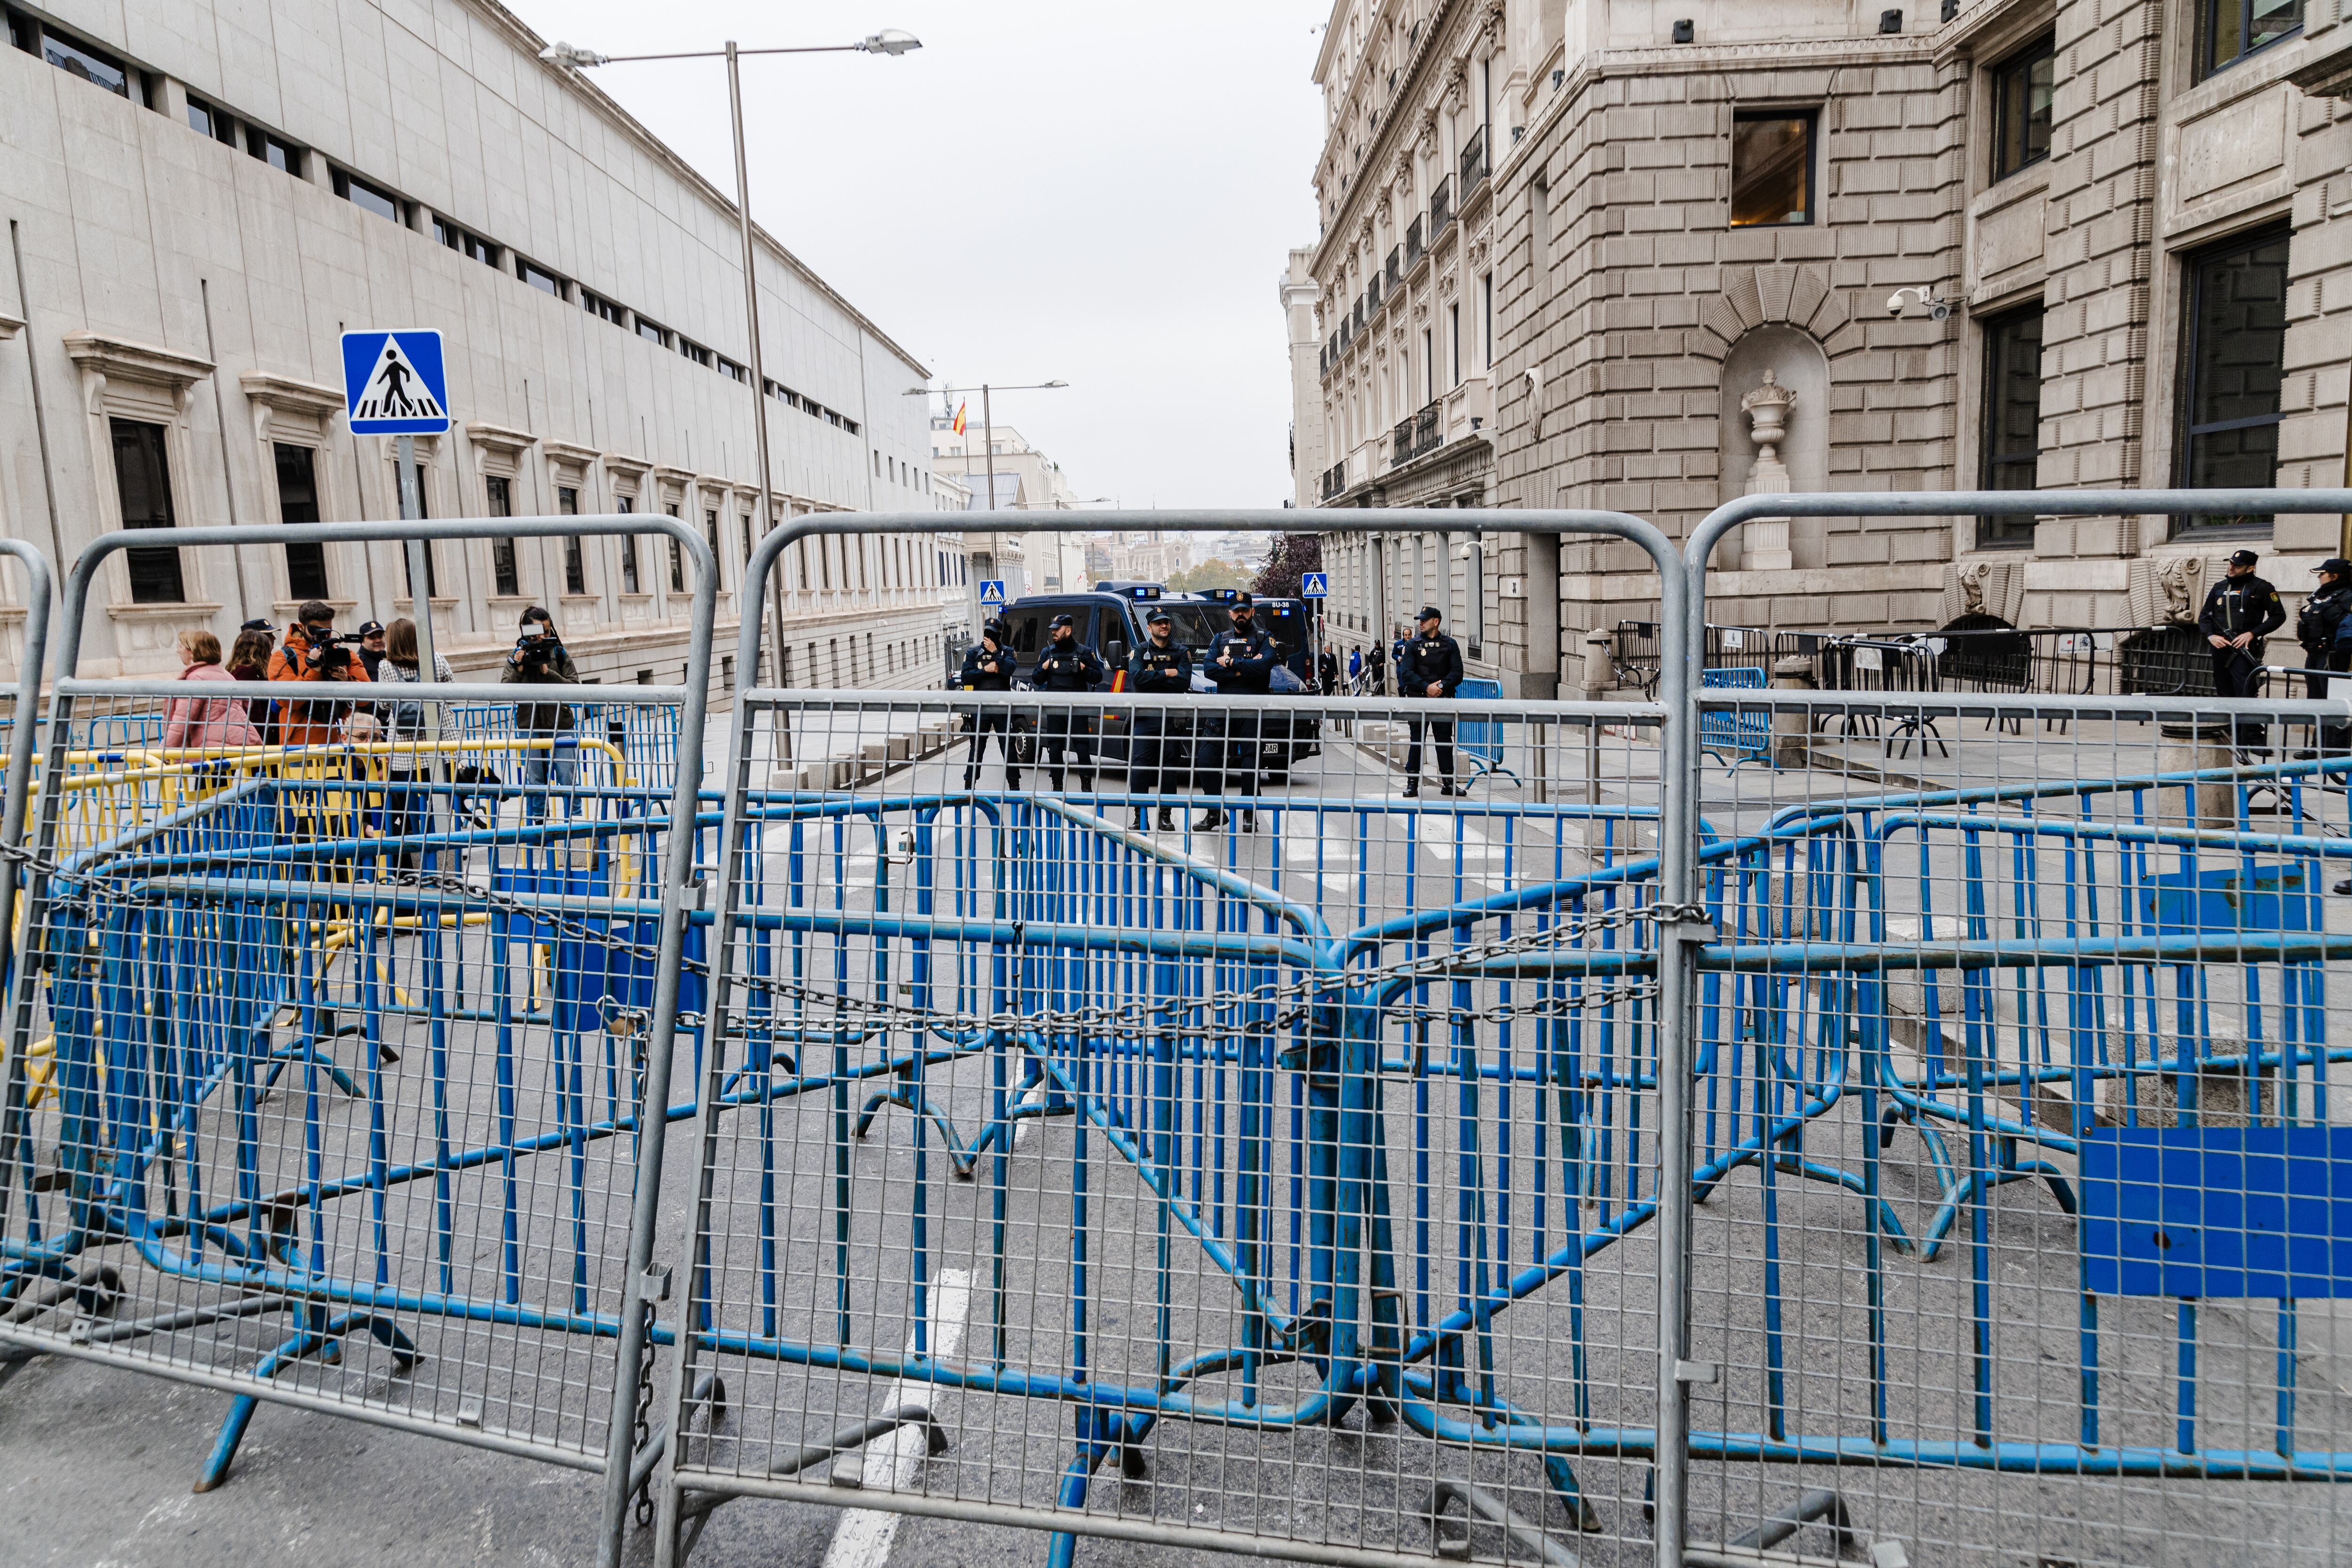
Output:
top-left (1128, 638), bottom-right (1193, 695)
top-left (1398, 631), bottom-right (1465, 697)
top-left (2301, 582), bottom-right (2352, 652)
top-left (958, 642), bottom-right (1016, 691)
top-left (2198, 574), bottom-right (2286, 646)
top-left (1205, 626), bottom-right (1278, 692)
top-left (1033, 639), bottom-right (1107, 692)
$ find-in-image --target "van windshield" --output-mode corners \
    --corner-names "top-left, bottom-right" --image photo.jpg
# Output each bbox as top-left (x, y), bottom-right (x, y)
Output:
top-left (1159, 602), bottom-right (1225, 650)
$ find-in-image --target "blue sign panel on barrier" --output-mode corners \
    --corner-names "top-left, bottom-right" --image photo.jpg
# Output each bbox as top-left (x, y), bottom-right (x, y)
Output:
top-left (2081, 1127), bottom-right (2352, 1298)
top-left (2137, 863), bottom-right (2317, 935)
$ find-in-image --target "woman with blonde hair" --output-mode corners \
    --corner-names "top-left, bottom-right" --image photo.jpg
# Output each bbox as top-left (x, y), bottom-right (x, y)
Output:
top-left (162, 627), bottom-right (262, 750)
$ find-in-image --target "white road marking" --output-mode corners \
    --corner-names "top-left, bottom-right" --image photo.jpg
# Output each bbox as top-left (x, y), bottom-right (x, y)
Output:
top-left (819, 1268), bottom-right (973, 1568)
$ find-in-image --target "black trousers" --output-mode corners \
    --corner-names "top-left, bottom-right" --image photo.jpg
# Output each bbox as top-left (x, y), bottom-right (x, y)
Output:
top-left (2213, 646), bottom-right (2268, 748)
top-left (965, 708), bottom-right (1021, 788)
top-left (1041, 709), bottom-right (1096, 790)
top-left (1404, 717), bottom-right (1456, 784)
top-left (2305, 648), bottom-right (2352, 749)
top-left (1129, 715), bottom-right (1192, 820)
top-left (1198, 709), bottom-right (1262, 797)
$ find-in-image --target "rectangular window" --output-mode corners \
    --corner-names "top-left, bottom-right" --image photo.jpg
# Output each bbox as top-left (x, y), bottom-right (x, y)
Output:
top-left (518, 258), bottom-right (564, 297)
top-left (667, 503), bottom-right (685, 593)
top-left (741, 513), bottom-right (754, 567)
top-left (1977, 306), bottom-right (2044, 548)
top-left (186, 97), bottom-right (221, 139)
top-left (486, 474), bottom-right (519, 596)
top-left (618, 495), bottom-right (639, 593)
top-left (2201, 0), bottom-right (2303, 78)
top-left (433, 215), bottom-right (496, 266)
top-left (1990, 36), bottom-right (2055, 181)
top-left (679, 339), bottom-right (712, 367)
top-left (2177, 227), bottom-right (2292, 533)
top-left (704, 509), bottom-right (722, 584)
top-left (274, 443), bottom-right (331, 597)
top-left (110, 419), bottom-right (183, 603)
top-left (581, 290), bottom-right (624, 325)
top-left (41, 27), bottom-right (128, 97)
top-left (716, 358), bottom-right (746, 383)
top-left (1731, 111), bottom-right (1814, 227)
top-left (401, 463), bottom-right (438, 598)
top-left (334, 170), bottom-right (403, 223)
top-left (1448, 302), bottom-right (1462, 386)
top-left (559, 486), bottom-right (585, 593)
top-left (1480, 272), bottom-right (1494, 367)
top-left (246, 127), bottom-right (302, 175)
top-left (635, 318), bottom-right (667, 347)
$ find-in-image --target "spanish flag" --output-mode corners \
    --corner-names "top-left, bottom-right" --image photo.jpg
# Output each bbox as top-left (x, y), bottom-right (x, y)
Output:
top-left (952, 400), bottom-right (968, 436)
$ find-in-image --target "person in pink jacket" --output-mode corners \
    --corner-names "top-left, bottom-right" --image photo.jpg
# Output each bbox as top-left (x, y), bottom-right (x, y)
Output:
top-left (163, 628), bottom-right (262, 750)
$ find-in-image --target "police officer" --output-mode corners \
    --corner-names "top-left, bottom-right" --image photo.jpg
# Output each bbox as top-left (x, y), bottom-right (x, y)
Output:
top-left (1195, 591), bottom-right (1278, 833)
top-left (1126, 605), bottom-right (1193, 832)
top-left (2301, 557), bottom-right (2352, 757)
top-left (2199, 548), bottom-right (2286, 749)
top-left (1397, 605), bottom-right (1465, 798)
top-left (1033, 612), bottom-right (1107, 792)
top-left (958, 621), bottom-right (1021, 790)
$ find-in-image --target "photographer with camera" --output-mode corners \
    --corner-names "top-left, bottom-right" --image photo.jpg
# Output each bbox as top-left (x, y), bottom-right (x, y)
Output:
top-left (501, 606), bottom-right (579, 809)
top-left (267, 599), bottom-right (373, 747)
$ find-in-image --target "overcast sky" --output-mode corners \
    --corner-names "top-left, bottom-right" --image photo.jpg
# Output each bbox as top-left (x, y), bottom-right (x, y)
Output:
top-left (503, 1), bottom-right (1331, 510)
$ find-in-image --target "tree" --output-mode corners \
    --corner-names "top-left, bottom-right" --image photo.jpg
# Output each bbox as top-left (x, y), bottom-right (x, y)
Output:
top-left (1253, 533), bottom-right (1324, 599)
top-left (1168, 559), bottom-right (1251, 594)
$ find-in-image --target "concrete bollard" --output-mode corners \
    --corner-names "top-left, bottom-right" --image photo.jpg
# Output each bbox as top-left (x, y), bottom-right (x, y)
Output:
top-left (1770, 654), bottom-right (1816, 768)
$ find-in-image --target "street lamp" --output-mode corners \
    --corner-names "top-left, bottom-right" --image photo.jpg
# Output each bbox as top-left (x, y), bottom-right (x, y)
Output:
top-left (544, 31), bottom-right (921, 691)
top-left (540, 34), bottom-right (916, 1567)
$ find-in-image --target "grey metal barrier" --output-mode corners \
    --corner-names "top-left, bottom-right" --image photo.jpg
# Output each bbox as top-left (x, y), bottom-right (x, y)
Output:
top-left (0, 516), bottom-right (715, 1554)
top-left (0, 541), bottom-right (54, 1089)
top-left (1676, 490), bottom-right (2352, 1568)
top-left (644, 509), bottom-right (1730, 1568)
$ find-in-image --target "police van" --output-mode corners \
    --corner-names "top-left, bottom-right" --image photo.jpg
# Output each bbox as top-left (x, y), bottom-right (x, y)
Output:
top-left (962, 584), bottom-right (1320, 781)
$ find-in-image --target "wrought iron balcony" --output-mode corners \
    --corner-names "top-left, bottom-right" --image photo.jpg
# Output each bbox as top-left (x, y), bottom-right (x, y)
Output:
top-left (1406, 216), bottom-right (1423, 263)
top-left (1429, 177), bottom-right (1452, 235)
top-left (1320, 460), bottom-right (1347, 500)
top-left (1391, 399), bottom-right (1443, 466)
top-left (1384, 247), bottom-right (1401, 288)
top-left (1459, 126), bottom-right (1488, 191)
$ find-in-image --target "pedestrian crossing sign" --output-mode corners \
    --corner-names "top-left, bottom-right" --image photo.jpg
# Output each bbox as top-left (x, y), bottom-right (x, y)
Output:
top-left (978, 580), bottom-right (1006, 607)
top-left (1301, 572), bottom-right (1328, 598)
top-left (341, 329), bottom-right (450, 435)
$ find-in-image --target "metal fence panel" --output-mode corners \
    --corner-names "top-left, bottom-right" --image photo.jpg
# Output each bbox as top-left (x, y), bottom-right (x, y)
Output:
top-left (0, 518), bottom-right (713, 1534)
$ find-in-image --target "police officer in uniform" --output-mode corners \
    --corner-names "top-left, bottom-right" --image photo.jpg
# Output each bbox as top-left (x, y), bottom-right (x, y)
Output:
top-left (1126, 605), bottom-right (1192, 832)
top-left (1397, 605), bottom-right (1466, 797)
top-left (1195, 592), bottom-right (1277, 833)
top-left (1033, 612), bottom-right (1108, 792)
top-left (959, 621), bottom-right (1021, 790)
top-left (2199, 548), bottom-right (2286, 749)
top-left (2299, 557), bottom-right (2352, 757)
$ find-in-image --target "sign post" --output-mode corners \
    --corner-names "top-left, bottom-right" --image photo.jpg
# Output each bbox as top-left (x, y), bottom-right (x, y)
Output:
top-left (1300, 571), bottom-right (1329, 692)
top-left (344, 328), bottom-right (453, 861)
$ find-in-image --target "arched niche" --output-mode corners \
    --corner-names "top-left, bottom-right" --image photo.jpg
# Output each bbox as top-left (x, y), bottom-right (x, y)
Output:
top-left (1716, 326), bottom-right (1831, 570)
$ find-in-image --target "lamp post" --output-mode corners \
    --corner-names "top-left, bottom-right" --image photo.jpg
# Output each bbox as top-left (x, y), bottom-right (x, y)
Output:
top-left (905, 378), bottom-right (1065, 615)
top-left (540, 33), bottom-right (917, 1568)
top-left (545, 30), bottom-right (921, 688)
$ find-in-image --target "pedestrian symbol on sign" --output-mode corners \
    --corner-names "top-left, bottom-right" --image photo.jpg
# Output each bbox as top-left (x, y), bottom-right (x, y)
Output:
top-left (341, 329), bottom-right (451, 436)
top-left (1301, 572), bottom-right (1329, 599)
top-left (978, 580), bottom-right (1007, 607)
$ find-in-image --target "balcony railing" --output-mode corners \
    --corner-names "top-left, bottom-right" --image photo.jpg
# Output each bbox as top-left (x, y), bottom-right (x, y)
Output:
top-left (1367, 272), bottom-right (1382, 311)
top-left (1320, 460), bottom-right (1348, 501)
top-left (1429, 177), bottom-right (1452, 235)
top-left (1459, 126), bottom-right (1488, 191)
top-left (1391, 399), bottom-right (1443, 466)
top-left (1385, 247), bottom-right (1402, 289)
top-left (1406, 215), bottom-right (1424, 263)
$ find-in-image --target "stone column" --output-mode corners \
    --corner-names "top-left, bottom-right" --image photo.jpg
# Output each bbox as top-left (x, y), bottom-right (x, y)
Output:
top-left (1739, 370), bottom-right (1796, 573)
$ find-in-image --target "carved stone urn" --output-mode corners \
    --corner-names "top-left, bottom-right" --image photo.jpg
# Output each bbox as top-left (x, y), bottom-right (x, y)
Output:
top-left (1739, 369), bottom-right (1797, 572)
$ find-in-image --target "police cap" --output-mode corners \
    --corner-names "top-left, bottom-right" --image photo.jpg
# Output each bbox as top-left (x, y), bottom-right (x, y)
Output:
top-left (2230, 549), bottom-right (2261, 567)
top-left (1049, 612), bottom-right (1075, 628)
top-left (1418, 605), bottom-right (1443, 623)
top-left (1145, 607), bottom-right (1172, 625)
top-left (2318, 558), bottom-right (2352, 577)
top-left (1228, 591), bottom-right (1253, 608)
top-left (983, 619), bottom-right (1008, 640)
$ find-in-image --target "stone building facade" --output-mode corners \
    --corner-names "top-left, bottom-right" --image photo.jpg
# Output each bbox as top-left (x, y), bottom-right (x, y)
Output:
top-left (1288, 0), bottom-right (2352, 694)
top-left (0, 0), bottom-right (967, 691)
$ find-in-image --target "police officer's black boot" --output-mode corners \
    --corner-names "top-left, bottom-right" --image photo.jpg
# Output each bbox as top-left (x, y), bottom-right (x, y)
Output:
top-left (963, 766), bottom-right (978, 789)
top-left (1241, 809), bottom-right (1258, 833)
top-left (1156, 806), bottom-right (1176, 832)
top-left (1440, 775), bottom-right (1462, 797)
top-left (1401, 778), bottom-right (1421, 799)
top-left (1077, 772), bottom-right (1095, 793)
top-left (1192, 807), bottom-right (1226, 830)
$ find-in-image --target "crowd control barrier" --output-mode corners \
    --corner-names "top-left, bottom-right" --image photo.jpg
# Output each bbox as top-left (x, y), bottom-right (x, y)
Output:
top-left (0, 515), bottom-right (715, 1563)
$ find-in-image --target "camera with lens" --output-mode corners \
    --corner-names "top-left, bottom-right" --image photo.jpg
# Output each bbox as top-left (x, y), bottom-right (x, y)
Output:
top-left (515, 632), bottom-right (565, 675)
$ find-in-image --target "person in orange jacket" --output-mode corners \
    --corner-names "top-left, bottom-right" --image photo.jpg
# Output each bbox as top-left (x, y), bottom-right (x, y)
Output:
top-left (267, 599), bottom-right (373, 747)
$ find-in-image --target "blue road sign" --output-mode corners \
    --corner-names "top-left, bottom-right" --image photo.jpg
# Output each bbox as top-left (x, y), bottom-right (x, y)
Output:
top-left (978, 580), bottom-right (1007, 607)
top-left (342, 329), bottom-right (450, 435)
top-left (1300, 572), bottom-right (1329, 598)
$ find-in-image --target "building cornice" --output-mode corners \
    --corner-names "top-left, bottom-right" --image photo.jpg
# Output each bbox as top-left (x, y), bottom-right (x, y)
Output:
top-left (461, 0), bottom-right (930, 380)
top-left (464, 421), bottom-right (538, 455)
top-left (238, 371), bottom-right (344, 420)
top-left (1312, 0), bottom-right (1470, 278)
top-left (540, 440), bottom-right (601, 469)
top-left (63, 331), bottom-right (213, 393)
top-left (0, 309), bottom-right (22, 341)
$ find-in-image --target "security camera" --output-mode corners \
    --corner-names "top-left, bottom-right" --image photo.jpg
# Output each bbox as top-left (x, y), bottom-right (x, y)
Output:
top-left (1887, 286), bottom-right (1951, 319)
